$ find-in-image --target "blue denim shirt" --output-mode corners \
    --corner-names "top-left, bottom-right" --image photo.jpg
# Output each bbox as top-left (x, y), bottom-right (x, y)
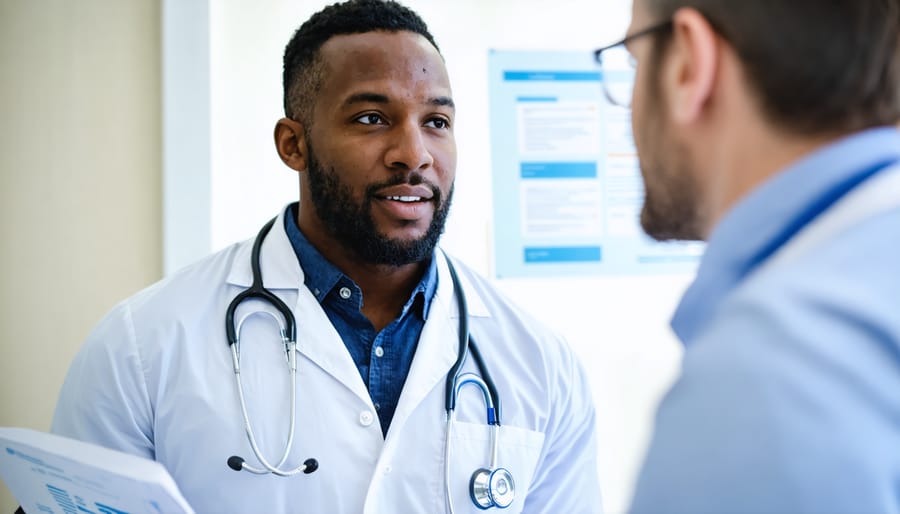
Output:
top-left (284, 204), bottom-right (438, 437)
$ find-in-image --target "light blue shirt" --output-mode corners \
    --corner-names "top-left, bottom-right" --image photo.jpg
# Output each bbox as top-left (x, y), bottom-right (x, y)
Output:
top-left (631, 127), bottom-right (900, 513)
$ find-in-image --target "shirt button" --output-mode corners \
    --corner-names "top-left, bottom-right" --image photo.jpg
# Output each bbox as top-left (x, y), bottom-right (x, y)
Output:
top-left (374, 402), bottom-right (381, 411)
top-left (339, 287), bottom-right (352, 299)
top-left (359, 410), bottom-right (374, 426)
top-left (374, 346), bottom-right (384, 358)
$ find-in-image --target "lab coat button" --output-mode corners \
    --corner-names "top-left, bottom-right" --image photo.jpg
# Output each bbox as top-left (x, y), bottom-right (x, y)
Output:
top-left (339, 287), bottom-right (352, 299)
top-left (359, 410), bottom-right (374, 426)
top-left (383, 465), bottom-right (392, 474)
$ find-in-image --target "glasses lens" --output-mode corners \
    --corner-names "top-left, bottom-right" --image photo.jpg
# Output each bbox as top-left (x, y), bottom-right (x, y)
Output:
top-left (599, 45), bottom-right (635, 108)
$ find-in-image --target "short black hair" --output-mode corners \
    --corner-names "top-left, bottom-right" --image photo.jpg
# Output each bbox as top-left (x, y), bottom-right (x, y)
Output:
top-left (647, 0), bottom-right (900, 135)
top-left (282, 0), bottom-right (440, 123)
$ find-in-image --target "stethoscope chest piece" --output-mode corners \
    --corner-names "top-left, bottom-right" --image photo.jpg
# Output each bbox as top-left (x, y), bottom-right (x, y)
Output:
top-left (470, 467), bottom-right (515, 509)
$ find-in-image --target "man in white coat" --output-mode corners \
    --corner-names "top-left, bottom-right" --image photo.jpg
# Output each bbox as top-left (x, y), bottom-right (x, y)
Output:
top-left (51, 1), bottom-right (602, 512)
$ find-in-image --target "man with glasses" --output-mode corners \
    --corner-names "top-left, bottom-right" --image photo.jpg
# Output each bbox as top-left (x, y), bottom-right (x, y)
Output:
top-left (596, 1), bottom-right (900, 512)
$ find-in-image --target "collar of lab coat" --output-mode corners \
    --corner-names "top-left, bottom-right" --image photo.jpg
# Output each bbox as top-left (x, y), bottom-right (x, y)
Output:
top-left (223, 204), bottom-right (490, 319)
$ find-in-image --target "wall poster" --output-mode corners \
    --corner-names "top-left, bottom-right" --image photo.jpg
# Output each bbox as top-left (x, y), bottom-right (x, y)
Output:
top-left (488, 50), bottom-right (703, 278)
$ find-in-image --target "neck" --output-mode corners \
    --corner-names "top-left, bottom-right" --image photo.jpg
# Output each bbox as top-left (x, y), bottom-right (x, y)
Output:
top-left (691, 58), bottom-right (841, 239)
top-left (690, 48), bottom-right (844, 239)
top-left (696, 91), bottom-right (842, 238)
top-left (295, 192), bottom-right (431, 331)
top-left (300, 227), bottom-right (428, 332)
top-left (342, 257), bottom-right (428, 332)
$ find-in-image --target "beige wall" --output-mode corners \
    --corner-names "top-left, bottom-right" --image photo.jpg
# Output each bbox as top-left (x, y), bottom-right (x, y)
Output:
top-left (0, 0), bottom-right (161, 509)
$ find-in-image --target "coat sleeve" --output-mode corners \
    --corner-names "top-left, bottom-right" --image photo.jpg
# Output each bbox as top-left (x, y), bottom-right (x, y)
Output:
top-left (522, 340), bottom-right (604, 514)
top-left (51, 301), bottom-right (155, 459)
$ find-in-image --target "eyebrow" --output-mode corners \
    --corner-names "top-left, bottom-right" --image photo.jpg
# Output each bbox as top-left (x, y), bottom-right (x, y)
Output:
top-left (344, 92), bottom-right (455, 110)
top-left (432, 96), bottom-right (455, 109)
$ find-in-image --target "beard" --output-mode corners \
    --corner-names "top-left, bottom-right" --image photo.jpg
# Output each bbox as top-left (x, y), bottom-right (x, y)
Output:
top-left (634, 67), bottom-right (705, 241)
top-left (638, 140), bottom-right (704, 241)
top-left (305, 145), bottom-right (453, 266)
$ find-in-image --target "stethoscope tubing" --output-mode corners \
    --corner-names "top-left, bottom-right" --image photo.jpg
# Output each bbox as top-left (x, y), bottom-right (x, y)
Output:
top-left (231, 340), bottom-right (301, 475)
top-left (442, 250), bottom-right (508, 512)
top-left (443, 250), bottom-right (502, 422)
top-left (226, 218), bottom-right (296, 347)
top-left (226, 218), bottom-right (307, 476)
top-left (444, 372), bottom-right (501, 514)
top-left (225, 218), bottom-right (512, 509)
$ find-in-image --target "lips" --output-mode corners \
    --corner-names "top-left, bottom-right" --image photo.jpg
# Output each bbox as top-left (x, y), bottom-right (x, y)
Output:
top-left (372, 184), bottom-right (436, 222)
top-left (373, 184), bottom-right (435, 202)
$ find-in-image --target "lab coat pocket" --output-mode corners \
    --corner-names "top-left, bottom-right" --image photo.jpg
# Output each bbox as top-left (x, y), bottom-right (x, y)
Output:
top-left (446, 421), bottom-right (545, 514)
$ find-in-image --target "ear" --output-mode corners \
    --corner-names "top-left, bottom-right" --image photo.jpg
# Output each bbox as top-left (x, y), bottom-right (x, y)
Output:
top-left (274, 117), bottom-right (308, 172)
top-left (666, 8), bottom-right (720, 124)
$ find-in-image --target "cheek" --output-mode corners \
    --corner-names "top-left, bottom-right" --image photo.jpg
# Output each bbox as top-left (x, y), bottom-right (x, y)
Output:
top-left (428, 138), bottom-right (457, 183)
top-left (630, 69), bottom-right (658, 153)
top-left (631, 71), bottom-right (648, 128)
top-left (324, 142), bottom-right (384, 182)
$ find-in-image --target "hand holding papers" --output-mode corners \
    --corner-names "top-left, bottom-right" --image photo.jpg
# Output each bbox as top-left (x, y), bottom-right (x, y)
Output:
top-left (0, 427), bottom-right (194, 514)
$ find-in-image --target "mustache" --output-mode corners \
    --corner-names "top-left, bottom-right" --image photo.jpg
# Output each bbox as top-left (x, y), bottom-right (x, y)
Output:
top-left (366, 172), bottom-right (442, 203)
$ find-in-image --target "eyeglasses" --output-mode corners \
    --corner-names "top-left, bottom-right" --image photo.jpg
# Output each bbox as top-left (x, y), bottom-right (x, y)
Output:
top-left (594, 21), bottom-right (673, 108)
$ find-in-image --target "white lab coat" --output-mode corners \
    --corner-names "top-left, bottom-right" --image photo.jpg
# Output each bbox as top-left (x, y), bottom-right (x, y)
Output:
top-left (52, 206), bottom-right (602, 513)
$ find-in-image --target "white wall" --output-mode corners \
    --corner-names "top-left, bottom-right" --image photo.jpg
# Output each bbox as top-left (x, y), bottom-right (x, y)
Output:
top-left (166, 1), bottom-right (691, 512)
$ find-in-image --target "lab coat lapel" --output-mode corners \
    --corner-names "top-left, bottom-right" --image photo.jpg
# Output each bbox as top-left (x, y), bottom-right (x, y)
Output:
top-left (225, 206), bottom-right (372, 406)
top-left (225, 208), bottom-right (302, 290)
top-left (293, 286), bottom-right (372, 406)
top-left (387, 253), bottom-right (490, 440)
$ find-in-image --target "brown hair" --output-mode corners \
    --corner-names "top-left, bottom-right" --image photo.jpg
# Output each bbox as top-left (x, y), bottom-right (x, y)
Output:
top-left (648, 0), bottom-right (900, 135)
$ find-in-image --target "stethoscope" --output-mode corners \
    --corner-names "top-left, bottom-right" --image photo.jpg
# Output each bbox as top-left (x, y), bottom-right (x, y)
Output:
top-left (224, 217), bottom-right (516, 511)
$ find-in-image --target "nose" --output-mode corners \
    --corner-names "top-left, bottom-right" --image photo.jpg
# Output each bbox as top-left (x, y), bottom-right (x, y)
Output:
top-left (385, 121), bottom-right (434, 172)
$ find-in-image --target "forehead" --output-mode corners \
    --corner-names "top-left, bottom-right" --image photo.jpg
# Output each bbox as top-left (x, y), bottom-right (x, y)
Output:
top-left (315, 31), bottom-right (452, 107)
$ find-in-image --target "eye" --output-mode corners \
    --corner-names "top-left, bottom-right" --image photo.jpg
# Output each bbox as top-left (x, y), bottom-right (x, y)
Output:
top-left (425, 117), bottom-right (450, 129)
top-left (355, 113), bottom-right (386, 125)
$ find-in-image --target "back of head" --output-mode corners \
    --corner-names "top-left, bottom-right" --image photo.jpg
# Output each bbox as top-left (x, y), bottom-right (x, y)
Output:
top-left (282, 0), bottom-right (440, 124)
top-left (647, 0), bottom-right (900, 135)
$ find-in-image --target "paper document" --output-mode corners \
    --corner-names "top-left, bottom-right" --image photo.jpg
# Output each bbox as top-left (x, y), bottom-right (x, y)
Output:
top-left (0, 427), bottom-right (194, 514)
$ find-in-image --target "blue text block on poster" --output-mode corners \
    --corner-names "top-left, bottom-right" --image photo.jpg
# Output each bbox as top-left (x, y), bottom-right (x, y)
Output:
top-left (520, 162), bottom-right (597, 179)
top-left (524, 246), bottom-right (603, 263)
top-left (504, 71), bottom-right (602, 82)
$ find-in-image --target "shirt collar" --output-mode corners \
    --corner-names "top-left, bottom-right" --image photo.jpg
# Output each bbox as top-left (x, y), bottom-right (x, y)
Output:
top-left (672, 126), bottom-right (900, 343)
top-left (283, 203), bottom-right (439, 321)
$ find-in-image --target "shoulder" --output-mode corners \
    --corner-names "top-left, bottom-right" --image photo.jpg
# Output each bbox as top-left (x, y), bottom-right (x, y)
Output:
top-left (709, 207), bottom-right (900, 380)
top-left (123, 240), bottom-right (249, 320)
top-left (77, 239), bottom-right (251, 361)
top-left (688, 210), bottom-right (900, 423)
top-left (632, 212), bottom-right (900, 513)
